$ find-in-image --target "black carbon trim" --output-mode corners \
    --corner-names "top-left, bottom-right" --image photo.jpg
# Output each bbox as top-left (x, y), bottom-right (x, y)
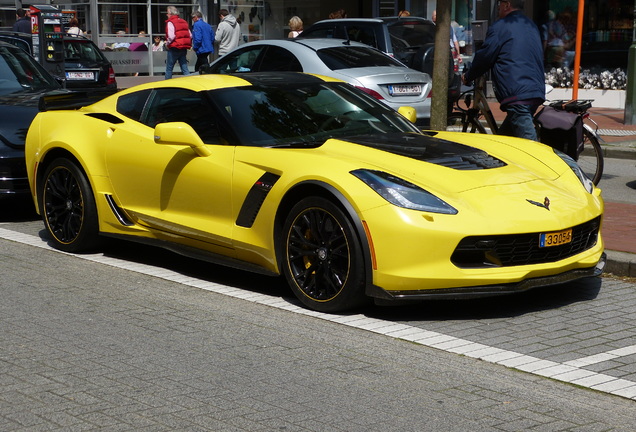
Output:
top-left (236, 172), bottom-right (281, 228)
top-left (367, 253), bottom-right (606, 302)
top-left (105, 194), bottom-right (134, 226)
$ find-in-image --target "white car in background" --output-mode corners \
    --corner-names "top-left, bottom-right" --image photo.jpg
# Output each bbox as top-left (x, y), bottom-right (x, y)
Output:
top-left (203, 38), bottom-right (432, 125)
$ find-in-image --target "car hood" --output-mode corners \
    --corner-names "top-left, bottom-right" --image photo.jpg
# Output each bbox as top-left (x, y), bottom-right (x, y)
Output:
top-left (320, 132), bottom-right (568, 194)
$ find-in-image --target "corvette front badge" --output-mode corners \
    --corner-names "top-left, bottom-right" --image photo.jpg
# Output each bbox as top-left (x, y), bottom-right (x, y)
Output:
top-left (527, 197), bottom-right (551, 211)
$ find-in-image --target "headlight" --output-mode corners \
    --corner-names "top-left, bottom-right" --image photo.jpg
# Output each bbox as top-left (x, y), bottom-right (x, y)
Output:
top-left (553, 149), bottom-right (594, 193)
top-left (351, 169), bottom-right (458, 214)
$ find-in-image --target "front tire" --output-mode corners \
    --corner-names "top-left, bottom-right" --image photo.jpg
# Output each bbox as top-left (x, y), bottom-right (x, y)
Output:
top-left (579, 128), bottom-right (604, 185)
top-left (40, 158), bottom-right (100, 252)
top-left (281, 197), bottom-right (366, 312)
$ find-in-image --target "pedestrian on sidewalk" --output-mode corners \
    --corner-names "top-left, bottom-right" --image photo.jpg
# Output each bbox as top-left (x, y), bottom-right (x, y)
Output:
top-left (191, 11), bottom-right (214, 73)
top-left (288, 16), bottom-right (303, 38)
top-left (164, 6), bottom-right (192, 79)
top-left (215, 9), bottom-right (241, 57)
top-left (12, 8), bottom-right (31, 33)
top-left (462, 0), bottom-right (545, 140)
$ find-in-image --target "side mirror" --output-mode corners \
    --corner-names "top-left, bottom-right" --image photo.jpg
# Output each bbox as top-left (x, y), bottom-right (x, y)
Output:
top-left (397, 106), bottom-right (417, 124)
top-left (154, 122), bottom-right (211, 157)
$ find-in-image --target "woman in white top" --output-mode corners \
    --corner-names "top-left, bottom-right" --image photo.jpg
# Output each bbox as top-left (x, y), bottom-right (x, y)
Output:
top-left (152, 35), bottom-right (165, 51)
top-left (288, 16), bottom-right (303, 38)
top-left (67, 18), bottom-right (84, 36)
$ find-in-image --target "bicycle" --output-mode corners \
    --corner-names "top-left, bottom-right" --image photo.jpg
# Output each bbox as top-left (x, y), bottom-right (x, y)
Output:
top-left (448, 75), bottom-right (604, 185)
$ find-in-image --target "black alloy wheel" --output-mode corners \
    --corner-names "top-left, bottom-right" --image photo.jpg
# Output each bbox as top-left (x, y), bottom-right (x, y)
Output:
top-left (282, 196), bottom-right (366, 312)
top-left (41, 158), bottom-right (100, 252)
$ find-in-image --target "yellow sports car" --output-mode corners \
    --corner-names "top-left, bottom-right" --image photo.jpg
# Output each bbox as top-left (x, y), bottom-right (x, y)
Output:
top-left (25, 72), bottom-right (605, 312)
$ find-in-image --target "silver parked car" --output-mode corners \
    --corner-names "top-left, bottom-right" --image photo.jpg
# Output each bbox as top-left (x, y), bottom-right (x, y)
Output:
top-left (204, 38), bottom-right (432, 125)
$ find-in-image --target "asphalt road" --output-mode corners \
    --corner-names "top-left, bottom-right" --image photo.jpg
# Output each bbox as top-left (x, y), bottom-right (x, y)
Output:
top-left (1, 194), bottom-right (636, 431)
top-left (597, 155), bottom-right (636, 205)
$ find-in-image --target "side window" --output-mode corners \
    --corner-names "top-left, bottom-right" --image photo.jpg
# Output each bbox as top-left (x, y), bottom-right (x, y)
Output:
top-left (346, 26), bottom-right (377, 48)
top-left (258, 46), bottom-right (302, 72)
top-left (209, 46), bottom-right (264, 73)
top-left (143, 88), bottom-right (220, 144)
top-left (117, 89), bottom-right (152, 122)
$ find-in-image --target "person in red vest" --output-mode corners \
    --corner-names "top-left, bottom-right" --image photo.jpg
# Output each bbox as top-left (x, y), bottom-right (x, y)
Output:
top-left (165, 6), bottom-right (192, 79)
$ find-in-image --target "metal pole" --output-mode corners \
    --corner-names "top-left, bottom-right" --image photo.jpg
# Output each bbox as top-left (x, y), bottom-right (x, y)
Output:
top-left (147, 0), bottom-right (153, 76)
top-left (625, 0), bottom-right (636, 125)
top-left (572, 0), bottom-right (585, 100)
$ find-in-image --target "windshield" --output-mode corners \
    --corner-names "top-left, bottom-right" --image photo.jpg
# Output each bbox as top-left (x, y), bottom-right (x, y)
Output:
top-left (209, 82), bottom-right (420, 147)
top-left (317, 46), bottom-right (405, 70)
top-left (0, 45), bottom-right (60, 95)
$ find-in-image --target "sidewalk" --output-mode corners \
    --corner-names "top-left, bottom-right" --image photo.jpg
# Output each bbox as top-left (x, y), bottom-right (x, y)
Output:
top-left (488, 102), bottom-right (636, 277)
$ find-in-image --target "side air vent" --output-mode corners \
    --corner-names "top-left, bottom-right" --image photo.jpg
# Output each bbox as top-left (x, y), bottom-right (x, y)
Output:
top-left (236, 172), bottom-right (281, 228)
top-left (105, 194), bottom-right (134, 226)
top-left (86, 113), bottom-right (125, 124)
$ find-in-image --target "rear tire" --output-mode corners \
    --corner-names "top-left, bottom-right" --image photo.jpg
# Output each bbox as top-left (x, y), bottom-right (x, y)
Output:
top-left (281, 197), bottom-right (366, 312)
top-left (40, 158), bottom-right (100, 252)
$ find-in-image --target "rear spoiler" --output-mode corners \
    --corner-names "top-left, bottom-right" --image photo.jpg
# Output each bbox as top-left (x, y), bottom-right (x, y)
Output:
top-left (38, 89), bottom-right (118, 112)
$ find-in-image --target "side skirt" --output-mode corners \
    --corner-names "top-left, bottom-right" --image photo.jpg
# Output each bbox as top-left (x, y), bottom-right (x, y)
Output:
top-left (101, 232), bottom-right (280, 277)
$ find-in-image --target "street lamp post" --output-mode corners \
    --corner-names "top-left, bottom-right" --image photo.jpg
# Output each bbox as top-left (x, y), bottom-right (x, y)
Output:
top-left (625, 0), bottom-right (636, 125)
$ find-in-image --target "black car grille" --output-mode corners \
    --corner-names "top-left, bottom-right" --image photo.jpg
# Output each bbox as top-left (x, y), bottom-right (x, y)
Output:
top-left (451, 217), bottom-right (601, 268)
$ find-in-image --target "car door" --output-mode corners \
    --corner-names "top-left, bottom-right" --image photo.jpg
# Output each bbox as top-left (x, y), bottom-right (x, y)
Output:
top-left (255, 46), bottom-right (303, 72)
top-left (104, 87), bottom-right (236, 252)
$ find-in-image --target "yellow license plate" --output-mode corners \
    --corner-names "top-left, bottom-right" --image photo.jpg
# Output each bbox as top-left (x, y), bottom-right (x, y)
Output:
top-left (539, 229), bottom-right (572, 247)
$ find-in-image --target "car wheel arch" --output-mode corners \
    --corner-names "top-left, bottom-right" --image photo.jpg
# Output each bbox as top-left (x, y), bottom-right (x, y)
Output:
top-left (273, 180), bottom-right (373, 285)
top-left (35, 148), bottom-right (94, 210)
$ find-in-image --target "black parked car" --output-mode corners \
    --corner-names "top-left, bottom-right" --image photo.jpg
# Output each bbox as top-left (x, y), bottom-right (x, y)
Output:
top-left (0, 41), bottom-right (63, 197)
top-left (0, 32), bottom-right (117, 92)
top-left (299, 17), bottom-right (461, 110)
top-left (62, 34), bottom-right (117, 92)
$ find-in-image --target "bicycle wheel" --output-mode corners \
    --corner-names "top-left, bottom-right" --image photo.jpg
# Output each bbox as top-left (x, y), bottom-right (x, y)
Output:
top-left (577, 127), bottom-right (604, 186)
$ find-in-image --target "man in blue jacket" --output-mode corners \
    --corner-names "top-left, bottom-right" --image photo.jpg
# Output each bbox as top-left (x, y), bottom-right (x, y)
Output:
top-left (463, 0), bottom-right (545, 140)
top-left (191, 11), bottom-right (215, 73)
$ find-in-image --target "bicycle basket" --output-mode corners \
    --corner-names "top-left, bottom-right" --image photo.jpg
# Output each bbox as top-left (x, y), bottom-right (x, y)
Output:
top-left (535, 106), bottom-right (583, 160)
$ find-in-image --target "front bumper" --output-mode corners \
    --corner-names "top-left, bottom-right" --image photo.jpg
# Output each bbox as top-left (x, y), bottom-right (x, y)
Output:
top-left (367, 253), bottom-right (606, 302)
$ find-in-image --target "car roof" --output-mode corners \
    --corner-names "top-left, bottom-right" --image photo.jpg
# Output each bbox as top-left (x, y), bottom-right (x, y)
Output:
top-left (311, 18), bottom-right (384, 25)
top-left (381, 16), bottom-right (435, 24)
top-left (247, 37), bottom-right (376, 51)
top-left (108, 72), bottom-right (340, 98)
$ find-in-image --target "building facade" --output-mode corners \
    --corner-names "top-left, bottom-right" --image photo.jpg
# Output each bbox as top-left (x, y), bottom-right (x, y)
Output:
top-left (0, 0), bottom-right (632, 76)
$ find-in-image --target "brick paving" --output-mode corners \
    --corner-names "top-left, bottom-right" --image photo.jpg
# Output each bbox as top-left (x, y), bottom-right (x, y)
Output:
top-left (603, 202), bottom-right (636, 254)
top-left (5, 236), bottom-right (636, 431)
top-left (3, 235), bottom-right (636, 431)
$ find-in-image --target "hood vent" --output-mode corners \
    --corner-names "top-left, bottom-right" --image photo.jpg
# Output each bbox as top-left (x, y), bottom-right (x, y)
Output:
top-left (347, 133), bottom-right (507, 170)
top-left (429, 153), bottom-right (506, 170)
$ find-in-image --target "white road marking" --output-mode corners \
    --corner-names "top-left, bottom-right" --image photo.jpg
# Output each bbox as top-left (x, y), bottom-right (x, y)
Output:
top-left (2, 226), bottom-right (635, 400)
